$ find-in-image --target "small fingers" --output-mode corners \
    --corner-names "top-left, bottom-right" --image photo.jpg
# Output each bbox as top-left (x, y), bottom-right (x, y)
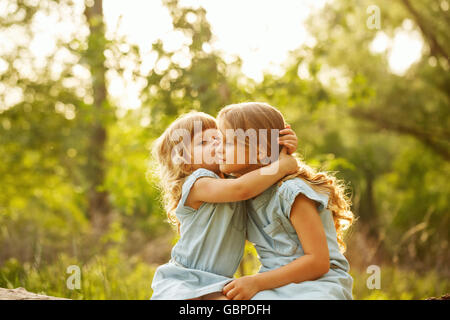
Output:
top-left (279, 128), bottom-right (294, 135)
top-left (278, 137), bottom-right (297, 144)
top-left (225, 288), bottom-right (238, 300)
top-left (223, 281), bottom-right (235, 295)
top-left (280, 142), bottom-right (296, 149)
top-left (279, 141), bottom-right (296, 149)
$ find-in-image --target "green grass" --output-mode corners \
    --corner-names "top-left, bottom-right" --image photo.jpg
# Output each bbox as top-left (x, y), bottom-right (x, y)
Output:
top-left (0, 248), bottom-right (156, 300)
top-left (350, 266), bottom-right (449, 300)
top-left (1, 241), bottom-right (447, 300)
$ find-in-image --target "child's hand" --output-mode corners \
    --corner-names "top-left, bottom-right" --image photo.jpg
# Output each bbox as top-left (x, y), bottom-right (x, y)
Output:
top-left (278, 124), bottom-right (298, 155)
top-left (222, 275), bottom-right (261, 300)
top-left (279, 147), bottom-right (299, 175)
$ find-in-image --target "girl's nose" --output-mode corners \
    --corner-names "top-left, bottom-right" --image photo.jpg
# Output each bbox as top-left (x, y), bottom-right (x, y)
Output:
top-left (213, 138), bottom-right (220, 146)
top-left (215, 140), bottom-right (223, 155)
top-left (213, 137), bottom-right (223, 149)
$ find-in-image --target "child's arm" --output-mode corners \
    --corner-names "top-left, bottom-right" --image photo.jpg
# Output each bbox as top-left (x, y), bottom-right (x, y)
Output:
top-left (222, 194), bottom-right (329, 300)
top-left (186, 148), bottom-right (298, 209)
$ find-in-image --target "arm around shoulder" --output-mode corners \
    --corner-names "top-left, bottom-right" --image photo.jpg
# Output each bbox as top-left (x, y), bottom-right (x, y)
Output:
top-left (189, 150), bottom-right (298, 204)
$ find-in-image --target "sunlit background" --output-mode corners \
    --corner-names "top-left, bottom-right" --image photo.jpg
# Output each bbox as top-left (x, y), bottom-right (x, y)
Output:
top-left (0, 0), bottom-right (448, 300)
top-left (1, 0), bottom-right (425, 111)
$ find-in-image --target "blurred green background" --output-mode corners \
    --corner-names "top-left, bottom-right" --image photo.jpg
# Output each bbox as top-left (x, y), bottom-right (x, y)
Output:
top-left (0, 0), bottom-right (448, 299)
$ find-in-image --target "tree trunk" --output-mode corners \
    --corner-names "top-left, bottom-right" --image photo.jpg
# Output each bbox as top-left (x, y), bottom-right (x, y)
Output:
top-left (358, 169), bottom-right (378, 230)
top-left (84, 0), bottom-right (111, 232)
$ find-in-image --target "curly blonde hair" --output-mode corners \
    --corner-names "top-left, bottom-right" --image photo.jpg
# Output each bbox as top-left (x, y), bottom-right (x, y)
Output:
top-left (217, 102), bottom-right (354, 252)
top-left (150, 111), bottom-right (218, 230)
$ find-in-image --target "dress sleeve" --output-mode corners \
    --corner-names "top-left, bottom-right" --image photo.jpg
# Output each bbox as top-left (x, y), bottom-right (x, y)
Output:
top-left (278, 177), bottom-right (329, 219)
top-left (178, 168), bottom-right (220, 211)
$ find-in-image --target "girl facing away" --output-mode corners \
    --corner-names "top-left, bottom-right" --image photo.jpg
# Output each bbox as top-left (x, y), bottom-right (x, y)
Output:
top-left (150, 111), bottom-right (299, 300)
top-left (217, 102), bottom-right (355, 300)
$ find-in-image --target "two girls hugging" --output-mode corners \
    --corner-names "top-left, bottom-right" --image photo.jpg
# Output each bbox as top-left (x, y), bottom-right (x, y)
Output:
top-left (150, 102), bottom-right (354, 300)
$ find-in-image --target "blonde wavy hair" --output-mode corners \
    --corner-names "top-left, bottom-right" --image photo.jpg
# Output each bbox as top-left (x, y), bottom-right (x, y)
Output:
top-left (217, 102), bottom-right (354, 252)
top-left (150, 111), bottom-right (218, 230)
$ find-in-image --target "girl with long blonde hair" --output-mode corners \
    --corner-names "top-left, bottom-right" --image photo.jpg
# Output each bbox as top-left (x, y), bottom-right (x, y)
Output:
top-left (218, 102), bottom-right (354, 300)
top-left (150, 110), bottom-right (299, 300)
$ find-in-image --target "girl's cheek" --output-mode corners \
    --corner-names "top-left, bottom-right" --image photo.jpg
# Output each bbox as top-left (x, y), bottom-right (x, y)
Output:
top-left (205, 145), bottom-right (213, 160)
top-left (206, 144), bottom-right (218, 164)
top-left (225, 146), bottom-right (234, 162)
top-left (196, 147), bottom-right (204, 163)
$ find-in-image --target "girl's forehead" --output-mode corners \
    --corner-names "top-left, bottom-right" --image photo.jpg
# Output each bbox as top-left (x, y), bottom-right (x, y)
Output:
top-left (193, 128), bottom-right (220, 139)
top-left (205, 128), bottom-right (220, 136)
top-left (217, 123), bottom-right (229, 137)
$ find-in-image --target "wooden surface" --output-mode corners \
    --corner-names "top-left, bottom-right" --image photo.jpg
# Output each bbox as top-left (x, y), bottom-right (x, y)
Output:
top-left (0, 287), bottom-right (69, 300)
top-left (0, 287), bottom-right (447, 300)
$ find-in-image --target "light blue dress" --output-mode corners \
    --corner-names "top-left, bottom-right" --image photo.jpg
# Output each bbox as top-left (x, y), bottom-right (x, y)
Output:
top-left (246, 177), bottom-right (353, 300)
top-left (151, 168), bottom-right (246, 300)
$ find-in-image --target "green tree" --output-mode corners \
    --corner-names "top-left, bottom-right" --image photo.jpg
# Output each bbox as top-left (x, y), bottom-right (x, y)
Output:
top-left (139, 0), bottom-right (243, 133)
top-left (265, 0), bottom-right (450, 271)
top-left (83, 0), bottom-right (111, 231)
top-left (0, 0), bottom-right (159, 263)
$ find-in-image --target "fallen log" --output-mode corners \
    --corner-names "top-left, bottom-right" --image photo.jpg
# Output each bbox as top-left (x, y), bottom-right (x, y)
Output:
top-left (0, 287), bottom-right (448, 300)
top-left (0, 287), bottom-right (69, 300)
